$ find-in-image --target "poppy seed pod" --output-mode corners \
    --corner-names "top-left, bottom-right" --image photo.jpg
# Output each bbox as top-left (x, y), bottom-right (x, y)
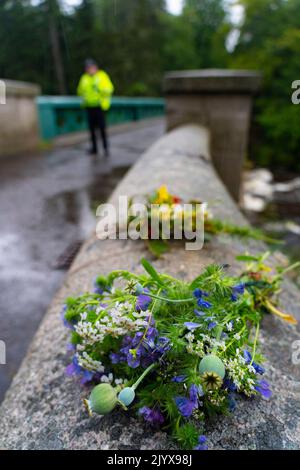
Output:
top-left (84, 383), bottom-right (118, 416)
top-left (135, 283), bottom-right (144, 295)
top-left (118, 387), bottom-right (135, 407)
top-left (199, 354), bottom-right (225, 380)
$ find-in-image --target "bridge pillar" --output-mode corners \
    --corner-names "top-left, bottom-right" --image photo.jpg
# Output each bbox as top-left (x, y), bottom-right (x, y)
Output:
top-left (0, 80), bottom-right (41, 158)
top-left (163, 70), bottom-right (262, 202)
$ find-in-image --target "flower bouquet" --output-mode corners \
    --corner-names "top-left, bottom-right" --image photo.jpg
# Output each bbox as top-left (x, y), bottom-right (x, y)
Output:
top-left (63, 254), bottom-right (297, 450)
top-left (126, 185), bottom-right (280, 257)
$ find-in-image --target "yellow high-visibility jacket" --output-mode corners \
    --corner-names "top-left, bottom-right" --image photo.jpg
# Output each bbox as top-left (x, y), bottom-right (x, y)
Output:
top-left (77, 70), bottom-right (114, 110)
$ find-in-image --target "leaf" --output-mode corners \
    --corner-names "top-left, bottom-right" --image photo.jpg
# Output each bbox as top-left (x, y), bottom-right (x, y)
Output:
top-left (236, 254), bottom-right (260, 262)
top-left (141, 257), bottom-right (166, 286)
top-left (146, 239), bottom-right (169, 258)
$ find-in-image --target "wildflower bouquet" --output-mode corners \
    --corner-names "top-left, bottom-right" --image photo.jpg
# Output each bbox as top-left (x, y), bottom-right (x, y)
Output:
top-left (126, 185), bottom-right (279, 256)
top-left (63, 254), bottom-right (297, 450)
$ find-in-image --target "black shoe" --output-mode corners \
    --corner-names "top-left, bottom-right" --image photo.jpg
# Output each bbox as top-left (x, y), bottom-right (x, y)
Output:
top-left (104, 149), bottom-right (110, 158)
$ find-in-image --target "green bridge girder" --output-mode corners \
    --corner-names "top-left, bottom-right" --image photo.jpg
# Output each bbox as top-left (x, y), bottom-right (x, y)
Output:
top-left (37, 96), bottom-right (165, 141)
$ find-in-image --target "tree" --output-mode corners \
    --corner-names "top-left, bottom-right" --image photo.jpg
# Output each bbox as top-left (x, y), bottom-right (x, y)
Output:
top-left (182, 0), bottom-right (229, 68)
top-left (89, 0), bottom-right (167, 95)
top-left (47, 0), bottom-right (67, 94)
top-left (231, 0), bottom-right (300, 171)
top-left (0, 0), bottom-right (230, 96)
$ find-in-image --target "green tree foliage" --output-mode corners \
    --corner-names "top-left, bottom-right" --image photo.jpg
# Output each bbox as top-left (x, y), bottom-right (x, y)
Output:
top-left (1, 0), bottom-right (300, 171)
top-left (0, 1), bottom-right (49, 90)
top-left (182, 0), bottom-right (229, 68)
top-left (0, 0), bottom-right (229, 95)
top-left (89, 0), bottom-right (167, 95)
top-left (231, 0), bottom-right (300, 171)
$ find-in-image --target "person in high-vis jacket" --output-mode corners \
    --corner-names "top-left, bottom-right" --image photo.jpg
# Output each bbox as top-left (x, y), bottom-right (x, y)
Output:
top-left (77, 59), bottom-right (114, 156)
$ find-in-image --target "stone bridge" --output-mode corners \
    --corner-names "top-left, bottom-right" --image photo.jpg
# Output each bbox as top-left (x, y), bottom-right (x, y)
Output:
top-left (0, 71), bottom-right (299, 450)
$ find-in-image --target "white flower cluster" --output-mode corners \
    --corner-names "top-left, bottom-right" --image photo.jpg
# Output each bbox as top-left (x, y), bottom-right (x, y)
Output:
top-left (207, 394), bottom-right (226, 406)
top-left (223, 350), bottom-right (256, 396)
top-left (185, 332), bottom-right (204, 356)
top-left (76, 351), bottom-right (104, 373)
top-left (76, 352), bottom-right (125, 384)
top-left (75, 301), bottom-right (149, 347)
top-left (185, 332), bottom-right (226, 357)
top-left (100, 373), bottom-right (124, 385)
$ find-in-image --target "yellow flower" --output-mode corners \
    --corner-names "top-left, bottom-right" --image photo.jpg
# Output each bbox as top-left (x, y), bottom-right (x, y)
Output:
top-left (155, 185), bottom-right (170, 204)
top-left (260, 264), bottom-right (272, 272)
top-left (265, 300), bottom-right (297, 325)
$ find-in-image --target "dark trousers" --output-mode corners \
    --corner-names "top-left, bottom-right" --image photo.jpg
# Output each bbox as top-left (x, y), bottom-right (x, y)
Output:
top-left (86, 107), bottom-right (108, 154)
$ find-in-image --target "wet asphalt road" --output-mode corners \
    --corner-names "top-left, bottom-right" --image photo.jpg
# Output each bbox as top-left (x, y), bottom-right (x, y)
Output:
top-left (0, 120), bottom-right (165, 402)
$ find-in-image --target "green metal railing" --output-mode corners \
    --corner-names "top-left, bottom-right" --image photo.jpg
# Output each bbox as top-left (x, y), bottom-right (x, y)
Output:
top-left (37, 96), bottom-right (165, 141)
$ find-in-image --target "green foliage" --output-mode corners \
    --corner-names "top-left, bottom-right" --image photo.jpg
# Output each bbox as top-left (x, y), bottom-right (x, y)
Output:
top-left (182, 0), bottom-right (229, 68)
top-left (141, 257), bottom-right (166, 286)
top-left (3, 0), bottom-right (299, 171)
top-left (0, 0), bottom-right (229, 95)
top-left (231, 0), bottom-right (300, 171)
top-left (173, 423), bottom-right (199, 449)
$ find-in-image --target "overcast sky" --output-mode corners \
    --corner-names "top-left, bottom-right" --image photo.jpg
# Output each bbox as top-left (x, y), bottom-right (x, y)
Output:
top-left (167, 0), bottom-right (183, 14)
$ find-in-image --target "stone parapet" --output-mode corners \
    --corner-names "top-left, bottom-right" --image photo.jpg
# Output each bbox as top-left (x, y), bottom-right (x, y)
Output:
top-left (164, 70), bottom-right (262, 202)
top-left (0, 125), bottom-right (299, 450)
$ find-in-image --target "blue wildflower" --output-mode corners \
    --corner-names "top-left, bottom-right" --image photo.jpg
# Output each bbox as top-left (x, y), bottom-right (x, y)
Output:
top-left (193, 288), bottom-right (209, 299)
top-left (231, 283), bottom-right (245, 302)
top-left (114, 327), bottom-right (170, 369)
top-left (136, 288), bottom-right (152, 312)
top-left (243, 350), bottom-right (265, 375)
top-left (174, 384), bottom-right (200, 418)
top-left (109, 352), bottom-right (122, 364)
top-left (255, 379), bottom-right (272, 399)
top-left (194, 435), bottom-right (208, 450)
top-left (171, 375), bottom-right (187, 383)
top-left (223, 378), bottom-right (237, 392)
top-left (141, 336), bottom-right (171, 367)
top-left (208, 321), bottom-right (217, 330)
top-left (194, 309), bottom-right (206, 317)
top-left (143, 327), bottom-right (159, 349)
top-left (197, 298), bottom-right (212, 309)
top-left (184, 322), bottom-right (202, 331)
top-left (65, 355), bottom-right (94, 385)
top-left (127, 349), bottom-right (142, 368)
top-left (193, 288), bottom-right (212, 308)
top-left (139, 406), bottom-right (164, 426)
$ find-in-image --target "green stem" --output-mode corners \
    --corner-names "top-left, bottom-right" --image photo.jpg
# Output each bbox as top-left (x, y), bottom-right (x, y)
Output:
top-left (135, 289), bottom-right (162, 352)
top-left (132, 363), bottom-right (157, 390)
top-left (275, 261), bottom-right (300, 278)
top-left (224, 324), bottom-right (247, 352)
top-left (147, 292), bottom-right (194, 303)
top-left (250, 322), bottom-right (260, 365)
top-left (212, 325), bottom-right (223, 353)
